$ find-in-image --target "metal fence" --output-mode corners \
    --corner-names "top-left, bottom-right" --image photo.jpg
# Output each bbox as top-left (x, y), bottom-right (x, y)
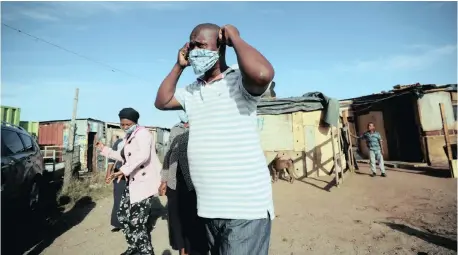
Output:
top-left (41, 145), bottom-right (81, 173)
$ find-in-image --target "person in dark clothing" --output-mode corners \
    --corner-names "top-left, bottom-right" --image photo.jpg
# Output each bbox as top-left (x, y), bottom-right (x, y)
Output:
top-left (340, 124), bottom-right (359, 171)
top-left (158, 111), bottom-right (208, 255)
top-left (105, 135), bottom-right (126, 232)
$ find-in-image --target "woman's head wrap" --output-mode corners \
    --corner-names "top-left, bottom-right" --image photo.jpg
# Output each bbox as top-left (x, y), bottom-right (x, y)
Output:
top-left (118, 108), bottom-right (140, 123)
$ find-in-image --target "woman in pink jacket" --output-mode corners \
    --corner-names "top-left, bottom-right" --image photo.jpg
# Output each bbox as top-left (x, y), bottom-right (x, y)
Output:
top-left (96, 108), bottom-right (161, 255)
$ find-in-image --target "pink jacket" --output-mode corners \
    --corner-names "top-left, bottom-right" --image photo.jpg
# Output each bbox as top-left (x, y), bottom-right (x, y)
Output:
top-left (101, 126), bottom-right (161, 204)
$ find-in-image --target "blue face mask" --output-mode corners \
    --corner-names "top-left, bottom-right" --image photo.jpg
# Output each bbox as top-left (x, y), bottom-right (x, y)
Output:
top-left (124, 124), bottom-right (138, 134)
top-left (188, 49), bottom-right (219, 76)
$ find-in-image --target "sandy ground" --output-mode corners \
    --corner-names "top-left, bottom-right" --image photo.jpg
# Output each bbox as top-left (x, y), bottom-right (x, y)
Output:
top-left (14, 165), bottom-right (458, 255)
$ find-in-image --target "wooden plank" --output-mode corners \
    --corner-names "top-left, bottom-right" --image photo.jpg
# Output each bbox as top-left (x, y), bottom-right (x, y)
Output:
top-left (302, 110), bottom-right (322, 126)
top-left (452, 160), bottom-right (458, 179)
top-left (451, 91), bottom-right (457, 102)
top-left (439, 103), bottom-right (455, 178)
top-left (292, 151), bottom-right (306, 179)
top-left (258, 114), bottom-right (294, 151)
top-left (292, 112), bottom-right (305, 151)
top-left (422, 130), bottom-right (457, 136)
top-left (304, 126), bottom-right (316, 178)
top-left (342, 110), bottom-right (355, 172)
top-left (331, 127), bottom-right (339, 187)
top-left (336, 127), bottom-right (343, 183)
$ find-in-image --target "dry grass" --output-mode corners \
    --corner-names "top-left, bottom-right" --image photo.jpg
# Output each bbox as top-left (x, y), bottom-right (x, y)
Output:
top-left (58, 172), bottom-right (112, 209)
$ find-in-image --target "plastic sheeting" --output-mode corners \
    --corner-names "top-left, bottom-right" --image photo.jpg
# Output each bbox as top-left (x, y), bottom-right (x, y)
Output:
top-left (257, 92), bottom-right (340, 127)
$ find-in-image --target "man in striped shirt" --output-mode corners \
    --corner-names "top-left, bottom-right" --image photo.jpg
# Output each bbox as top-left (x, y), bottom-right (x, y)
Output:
top-left (155, 23), bottom-right (275, 255)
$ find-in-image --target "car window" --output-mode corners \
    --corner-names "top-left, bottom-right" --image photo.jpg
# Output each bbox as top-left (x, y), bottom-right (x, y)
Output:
top-left (1, 129), bottom-right (25, 156)
top-left (19, 133), bottom-right (34, 152)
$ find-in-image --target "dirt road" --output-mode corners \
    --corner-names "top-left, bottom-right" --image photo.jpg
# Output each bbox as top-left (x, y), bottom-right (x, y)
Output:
top-left (24, 165), bottom-right (458, 255)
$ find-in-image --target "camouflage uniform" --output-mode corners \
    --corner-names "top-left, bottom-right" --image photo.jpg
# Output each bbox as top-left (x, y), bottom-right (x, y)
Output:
top-left (118, 185), bottom-right (155, 255)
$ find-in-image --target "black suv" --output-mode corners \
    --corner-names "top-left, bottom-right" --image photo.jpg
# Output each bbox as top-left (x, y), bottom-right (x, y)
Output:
top-left (1, 121), bottom-right (45, 213)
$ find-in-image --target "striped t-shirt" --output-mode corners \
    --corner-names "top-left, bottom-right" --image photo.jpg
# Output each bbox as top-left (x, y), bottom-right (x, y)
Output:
top-left (174, 66), bottom-right (274, 220)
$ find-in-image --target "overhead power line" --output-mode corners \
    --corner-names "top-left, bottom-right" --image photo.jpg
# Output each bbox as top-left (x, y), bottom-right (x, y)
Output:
top-left (2, 22), bottom-right (149, 83)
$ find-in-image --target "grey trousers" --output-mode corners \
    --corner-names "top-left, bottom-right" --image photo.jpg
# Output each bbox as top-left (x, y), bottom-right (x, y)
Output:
top-left (203, 213), bottom-right (271, 255)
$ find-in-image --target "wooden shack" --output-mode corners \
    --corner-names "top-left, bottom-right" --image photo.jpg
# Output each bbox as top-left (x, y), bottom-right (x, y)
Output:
top-left (343, 84), bottom-right (457, 167)
top-left (257, 94), bottom-right (347, 179)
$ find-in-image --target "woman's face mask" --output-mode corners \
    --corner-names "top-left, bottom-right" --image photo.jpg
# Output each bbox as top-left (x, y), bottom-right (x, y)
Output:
top-left (124, 124), bottom-right (138, 134)
top-left (188, 49), bottom-right (219, 76)
top-left (120, 119), bottom-right (137, 134)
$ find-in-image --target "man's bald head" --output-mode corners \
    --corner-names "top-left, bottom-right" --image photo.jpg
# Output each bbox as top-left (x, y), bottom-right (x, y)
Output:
top-left (190, 23), bottom-right (220, 40)
top-left (189, 23), bottom-right (222, 52)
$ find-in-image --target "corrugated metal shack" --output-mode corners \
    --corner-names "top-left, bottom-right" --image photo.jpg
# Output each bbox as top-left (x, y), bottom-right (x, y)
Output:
top-left (1, 106), bottom-right (21, 125)
top-left (39, 118), bottom-right (105, 171)
top-left (19, 121), bottom-right (39, 138)
top-left (257, 92), bottom-right (347, 179)
top-left (342, 83), bottom-right (457, 167)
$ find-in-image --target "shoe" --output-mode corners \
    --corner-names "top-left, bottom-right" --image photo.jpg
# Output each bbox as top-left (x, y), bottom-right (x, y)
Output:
top-left (381, 173), bottom-right (387, 177)
top-left (111, 227), bottom-right (121, 232)
top-left (120, 249), bottom-right (138, 255)
top-left (371, 172), bottom-right (376, 177)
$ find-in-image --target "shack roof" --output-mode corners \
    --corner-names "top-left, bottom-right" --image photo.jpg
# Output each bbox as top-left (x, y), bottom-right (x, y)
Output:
top-left (257, 91), bottom-right (335, 115)
top-left (257, 83), bottom-right (456, 115)
top-left (39, 118), bottom-right (105, 124)
top-left (340, 83), bottom-right (457, 106)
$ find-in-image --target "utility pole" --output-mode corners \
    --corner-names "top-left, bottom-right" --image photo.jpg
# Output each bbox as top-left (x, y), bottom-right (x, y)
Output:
top-left (62, 88), bottom-right (79, 193)
top-left (69, 88), bottom-right (79, 151)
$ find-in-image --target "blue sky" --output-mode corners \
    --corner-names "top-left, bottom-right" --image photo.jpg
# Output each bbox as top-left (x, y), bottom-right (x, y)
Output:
top-left (1, 1), bottom-right (457, 128)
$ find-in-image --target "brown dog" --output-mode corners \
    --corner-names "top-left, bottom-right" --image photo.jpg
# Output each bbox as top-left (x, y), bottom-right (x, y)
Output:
top-left (269, 153), bottom-right (294, 184)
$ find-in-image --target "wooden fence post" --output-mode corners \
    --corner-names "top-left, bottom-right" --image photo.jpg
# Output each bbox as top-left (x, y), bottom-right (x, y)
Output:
top-left (439, 103), bottom-right (456, 178)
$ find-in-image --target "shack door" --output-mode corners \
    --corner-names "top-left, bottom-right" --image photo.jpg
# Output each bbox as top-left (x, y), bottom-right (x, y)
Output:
top-left (357, 111), bottom-right (389, 160)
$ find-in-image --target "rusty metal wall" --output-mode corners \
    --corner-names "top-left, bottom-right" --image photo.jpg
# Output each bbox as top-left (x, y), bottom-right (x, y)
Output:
top-left (38, 122), bottom-right (65, 146)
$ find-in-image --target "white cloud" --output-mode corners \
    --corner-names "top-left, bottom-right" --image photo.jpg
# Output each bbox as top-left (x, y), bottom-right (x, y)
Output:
top-left (19, 9), bottom-right (60, 21)
top-left (334, 44), bottom-right (457, 73)
top-left (2, 2), bottom-right (187, 22)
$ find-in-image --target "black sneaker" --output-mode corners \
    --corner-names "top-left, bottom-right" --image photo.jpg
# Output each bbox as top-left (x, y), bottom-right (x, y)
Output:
top-left (111, 227), bottom-right (121, 232)
top-left (381, 173), bottom-right (387, 177)
top-left (120, 249), bottom-right (138, 255)
top-left (371, 172), bottom-right (376, 177)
